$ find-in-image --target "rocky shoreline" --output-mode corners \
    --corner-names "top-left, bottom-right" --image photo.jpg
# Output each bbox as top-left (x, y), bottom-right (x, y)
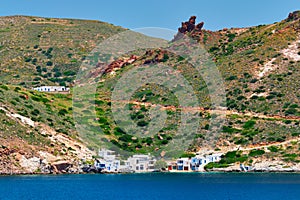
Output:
top-left (1, 167), bottom-right (300, 176)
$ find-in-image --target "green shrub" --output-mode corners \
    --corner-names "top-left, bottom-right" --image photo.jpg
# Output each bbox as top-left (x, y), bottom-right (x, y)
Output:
top-left (291, 132), bottom-right (299, 137)
top-left (46, 61), bottom-right (53, 66)
top-left (204, 162), bottom-right (229, 170)
top-left (114, 127), bottom-right (126, 135)
top-left (0, 85), bottom-right (9, 90)
top-left (243, 120), bottom-right (256, 129)
top-left (222, 126), bottom-right (239, 133)
top-left (209, 46), bottom-right (220, 53)
top-left (119, 134), bottom-right (133, 142)
top-left (31, 96), bottom-right (50, 103)
top-left (285, 108), bottom-right (297, 115)
top-left (249, 149), bottom-right (265, 157)
top-left (137, 120), bottom-right (149, 127)
top-left (31, 109), bottom-right (40, 116)
top-left (58, 109), bottom-right (68, 116)
top-left (283, 153), bottom-right (298, 162)
top-left (219, 151), bottom-right (248, 164)
top-left (226, 75), bottom-right (238, 81)
top-left (268, 146), bottom-right (279, 152)
top-left (14, 87), bottom-right (21, 92)
top-left (250, 78), bottom-right (258, 83)
top-left (63, 71), bottom-right (76, 76)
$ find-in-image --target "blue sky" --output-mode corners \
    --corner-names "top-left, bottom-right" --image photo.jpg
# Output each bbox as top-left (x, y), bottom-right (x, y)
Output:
top-left (1, 0), bottom-right (299, 31)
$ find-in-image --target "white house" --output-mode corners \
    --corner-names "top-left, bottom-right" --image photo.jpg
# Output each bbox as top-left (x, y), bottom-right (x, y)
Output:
top-left (98, 149), bottom-right (117, 160)
top-left (168, 153), bottom-right (223, 172)
top-left (176, 157), bottom-right (191, 171)
top-left (95, 149), bottom-right (157, 173)
top-left (33, 86), bottom-right (70, 92)
top-left (96, 149), bottom-right (121, 172)
top-left (205, 153), bottom-right (222, 163)
top-left (125, 154), bottom-right (156, 172)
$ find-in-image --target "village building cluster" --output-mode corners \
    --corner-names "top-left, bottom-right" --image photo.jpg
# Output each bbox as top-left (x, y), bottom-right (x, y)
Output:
top-left (94, 149), bottom-right (156, 173)
top-left (167, 153), bottom-right (222, 172)
top-left (93, 149), bottom-right (223, 173)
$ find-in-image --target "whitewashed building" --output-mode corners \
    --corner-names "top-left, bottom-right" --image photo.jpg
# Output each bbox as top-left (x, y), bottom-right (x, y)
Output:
top-left (95, 149), bottom-right (157, 173)
top-left (98, 149), bottom-right (117, 160)
top-left (33, 86), bottom-right (70, 92)
top-left (168, 153), bottom-right (222, 172)
top-left (125, 154), bottom-right (156, 172)
top-left (95, 149), bottom-right (121, 172)
top-left (176, 157), bottom-right (191, 171)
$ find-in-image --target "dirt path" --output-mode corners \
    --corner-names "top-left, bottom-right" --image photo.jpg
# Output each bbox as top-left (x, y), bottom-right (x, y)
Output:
top-left (106, 99), bottom-right (300, 121)
top-left (235, 136), bottom-right (300, 152)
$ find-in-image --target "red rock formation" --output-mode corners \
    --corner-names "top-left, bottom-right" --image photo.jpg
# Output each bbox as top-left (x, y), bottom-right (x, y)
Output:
top-left (103, 55), bottom-right (138, 74)
top-left (173, 16), bottom-right (205, 41)
top-left (288, 11), bottom-right (300, 21)
top-left (195, 22), bottom-right (204, 31)
top-left (142, 49), bottom-right (169, 64)
top-left (87, 55), bottom-right (139, 78)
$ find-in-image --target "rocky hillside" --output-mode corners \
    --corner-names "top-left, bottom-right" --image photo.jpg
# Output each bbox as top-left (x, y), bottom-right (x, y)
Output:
top-left (0, 16), bottom-right (124, 174)
top-left (0, 12), bottom-right (300, 173)
top-left (0, 84), bottom-right (94, 174)
top-left (80, 12), bottom-right (300, 170)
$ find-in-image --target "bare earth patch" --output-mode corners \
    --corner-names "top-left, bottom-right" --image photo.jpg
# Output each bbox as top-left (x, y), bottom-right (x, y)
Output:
top-left (281, 38), bottom-right (300, 61)
top-left (258, 58), bottom-right (277, 78)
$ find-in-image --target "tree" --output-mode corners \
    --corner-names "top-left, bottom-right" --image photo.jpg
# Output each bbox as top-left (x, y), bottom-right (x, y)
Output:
top-left (46, 61), bottom-right (53, 66)
top-left (154, 160), bottom-right (167, 170)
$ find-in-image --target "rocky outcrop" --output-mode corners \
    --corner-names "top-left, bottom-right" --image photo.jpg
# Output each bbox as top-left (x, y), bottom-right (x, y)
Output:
top-left (288, 11), bottom-right (300, 21)
top-left (142, 49), bottom-right (169, 64)
top-left (103, 55), bottom-right (138, 74)
top-left (178, 16), bottom-right (204, 34)
top-left (174, 16), bottom-right (205, 41)
top-left (87, 55), bottom-right (139, 79)
top-left (50, 161), bottom-right (73, 174)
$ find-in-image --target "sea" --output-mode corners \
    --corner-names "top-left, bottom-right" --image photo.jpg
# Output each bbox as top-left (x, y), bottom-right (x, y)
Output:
top-left (0, 173), bottom-right (300, 200)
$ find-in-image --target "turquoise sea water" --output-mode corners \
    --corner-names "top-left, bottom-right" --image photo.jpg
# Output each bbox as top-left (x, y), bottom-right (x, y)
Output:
top-left (0, 173), bottom-right (300, 200)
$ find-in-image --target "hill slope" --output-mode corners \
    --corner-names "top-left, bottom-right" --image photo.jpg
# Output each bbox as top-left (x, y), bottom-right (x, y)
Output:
top-left (0, 15), bottom-right (124, 87)
top-left (0, 13), bottom-right (300, 173)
